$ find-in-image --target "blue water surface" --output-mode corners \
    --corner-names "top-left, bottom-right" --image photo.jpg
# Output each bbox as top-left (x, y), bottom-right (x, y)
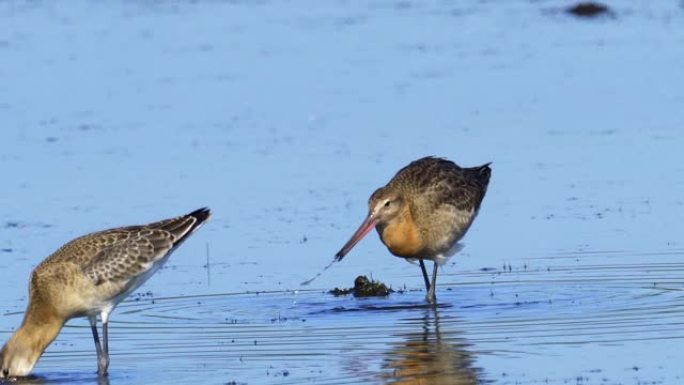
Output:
top-left (1, 1), bottom-right (684, 384)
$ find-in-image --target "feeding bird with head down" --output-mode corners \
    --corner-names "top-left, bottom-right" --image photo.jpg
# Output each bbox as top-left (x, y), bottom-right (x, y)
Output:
top-left (0, 208), bottom-right (211, 379)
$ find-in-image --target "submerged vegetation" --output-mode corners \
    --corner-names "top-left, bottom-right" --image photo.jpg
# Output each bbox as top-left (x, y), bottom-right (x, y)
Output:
top-left (329, 275), bottom-right (394, 297)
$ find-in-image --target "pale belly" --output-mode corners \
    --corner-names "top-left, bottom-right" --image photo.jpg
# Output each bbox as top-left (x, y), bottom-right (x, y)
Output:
top-left (54, 256), bottom-right (171, 320)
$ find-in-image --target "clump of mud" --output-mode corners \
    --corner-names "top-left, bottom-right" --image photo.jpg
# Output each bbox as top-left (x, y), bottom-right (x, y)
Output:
top-left (329, 275), bottom-right (394, 297)
top-left (566, 2), bottom-right (613, 18)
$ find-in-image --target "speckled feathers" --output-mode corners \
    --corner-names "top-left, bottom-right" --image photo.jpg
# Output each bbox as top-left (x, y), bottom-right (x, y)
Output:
top-left (382, 156), bottom-right (490, 214)
top-left (36, 208), bottom-right (211, 289)
top-left (372, 157), bottom-right (490, 260)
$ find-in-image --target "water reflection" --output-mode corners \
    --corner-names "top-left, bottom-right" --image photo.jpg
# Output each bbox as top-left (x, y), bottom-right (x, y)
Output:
top-left (2, 373), bottom-right (111, 385)
top-left (382, 309), bottom-right (482, 385)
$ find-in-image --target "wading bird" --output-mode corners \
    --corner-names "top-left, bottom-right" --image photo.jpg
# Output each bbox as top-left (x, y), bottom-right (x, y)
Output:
top-left (0, 208), bottom-right (211, 378)
top-left (335, 157), bottom-right (490, 304)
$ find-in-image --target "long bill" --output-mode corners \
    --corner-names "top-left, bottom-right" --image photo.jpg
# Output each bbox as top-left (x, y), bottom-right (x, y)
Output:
top-left (334, 213), bottom-right (378, 261)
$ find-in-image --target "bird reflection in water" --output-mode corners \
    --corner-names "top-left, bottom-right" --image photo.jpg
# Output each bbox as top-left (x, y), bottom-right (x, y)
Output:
top-left (0, 374), bottom-right (110, 385)
top-left (382, 309), bottom-right (483, 385)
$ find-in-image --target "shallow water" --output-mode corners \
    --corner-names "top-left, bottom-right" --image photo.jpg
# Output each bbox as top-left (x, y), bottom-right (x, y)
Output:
top-left (1, 0), bottom-right (684, 384)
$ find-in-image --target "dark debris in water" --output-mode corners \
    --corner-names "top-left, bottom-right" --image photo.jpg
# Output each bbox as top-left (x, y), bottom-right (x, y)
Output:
top-left (130, 290), bottom-right (154, 301)
top-left (329, 275), bottom-right (394, 297)
top-left (566, 2), bottom-right (614, 18)
top-left (266, 368), bottom-right (290, 377)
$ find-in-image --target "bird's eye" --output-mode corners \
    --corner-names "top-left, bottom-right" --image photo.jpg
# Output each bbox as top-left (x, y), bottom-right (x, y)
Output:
top-left (2, 368), bottom-right (8, 377)
top-left (384, 200), bottom-right (391, 208)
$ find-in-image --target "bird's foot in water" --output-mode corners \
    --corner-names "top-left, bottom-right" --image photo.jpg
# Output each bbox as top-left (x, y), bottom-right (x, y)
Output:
top-left (97, 355), bottom-right (110, 377)
top-left (425, 289), bottom-right (437, 305)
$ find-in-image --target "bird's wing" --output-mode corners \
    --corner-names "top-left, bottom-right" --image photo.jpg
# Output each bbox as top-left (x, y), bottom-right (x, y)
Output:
top-left (439, 175), bottom-right (485, 212)
top-left (34, 209), bottom-right (209, 290)
top-left (80, 229), bottom-right (176, 286)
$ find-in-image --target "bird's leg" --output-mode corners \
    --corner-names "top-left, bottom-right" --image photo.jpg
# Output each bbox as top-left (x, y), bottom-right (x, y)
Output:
top-left (102, 322), bottom-right (109, 372)
top-left (98, 312), bottom-right (111, 376)
top-left (418, 259), bottom-right (431, 293)
top-left (89, 316), bottom-right (106, 375)
top-left (426, 262), bottom-right (439, 305)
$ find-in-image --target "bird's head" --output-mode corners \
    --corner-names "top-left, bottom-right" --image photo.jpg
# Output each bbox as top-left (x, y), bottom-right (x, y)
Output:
top-left (0, 340), bottom-right (37, 379)
top-left (368, 186), bottom-right (405, 228)
top-left (334, 186), bottom-right (406, 261)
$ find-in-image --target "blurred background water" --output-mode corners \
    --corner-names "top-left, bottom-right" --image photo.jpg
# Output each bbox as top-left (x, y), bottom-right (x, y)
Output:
top-left (1, 1), bottom-right (683, 384)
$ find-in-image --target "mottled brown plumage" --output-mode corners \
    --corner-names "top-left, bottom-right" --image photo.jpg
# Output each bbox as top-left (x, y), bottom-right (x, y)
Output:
top-left (335, 157), bottom-right (490, 304)
top-left (0, 208), bottom-right (211, 379)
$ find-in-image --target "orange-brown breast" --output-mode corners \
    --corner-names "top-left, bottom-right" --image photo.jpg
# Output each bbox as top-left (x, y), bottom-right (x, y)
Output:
top-left (379, 205), bottom-right (424, 258)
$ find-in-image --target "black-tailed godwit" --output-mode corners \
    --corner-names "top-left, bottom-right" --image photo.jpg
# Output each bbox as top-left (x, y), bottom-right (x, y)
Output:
top-left (0, 208), bottom-right (211, 378)
top-left (335, 157), bottom-right (490, 304)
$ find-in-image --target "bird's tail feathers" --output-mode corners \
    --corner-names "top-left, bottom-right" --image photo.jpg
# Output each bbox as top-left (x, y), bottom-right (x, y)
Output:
top-left (472, 162), bottom-right (492, 187)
